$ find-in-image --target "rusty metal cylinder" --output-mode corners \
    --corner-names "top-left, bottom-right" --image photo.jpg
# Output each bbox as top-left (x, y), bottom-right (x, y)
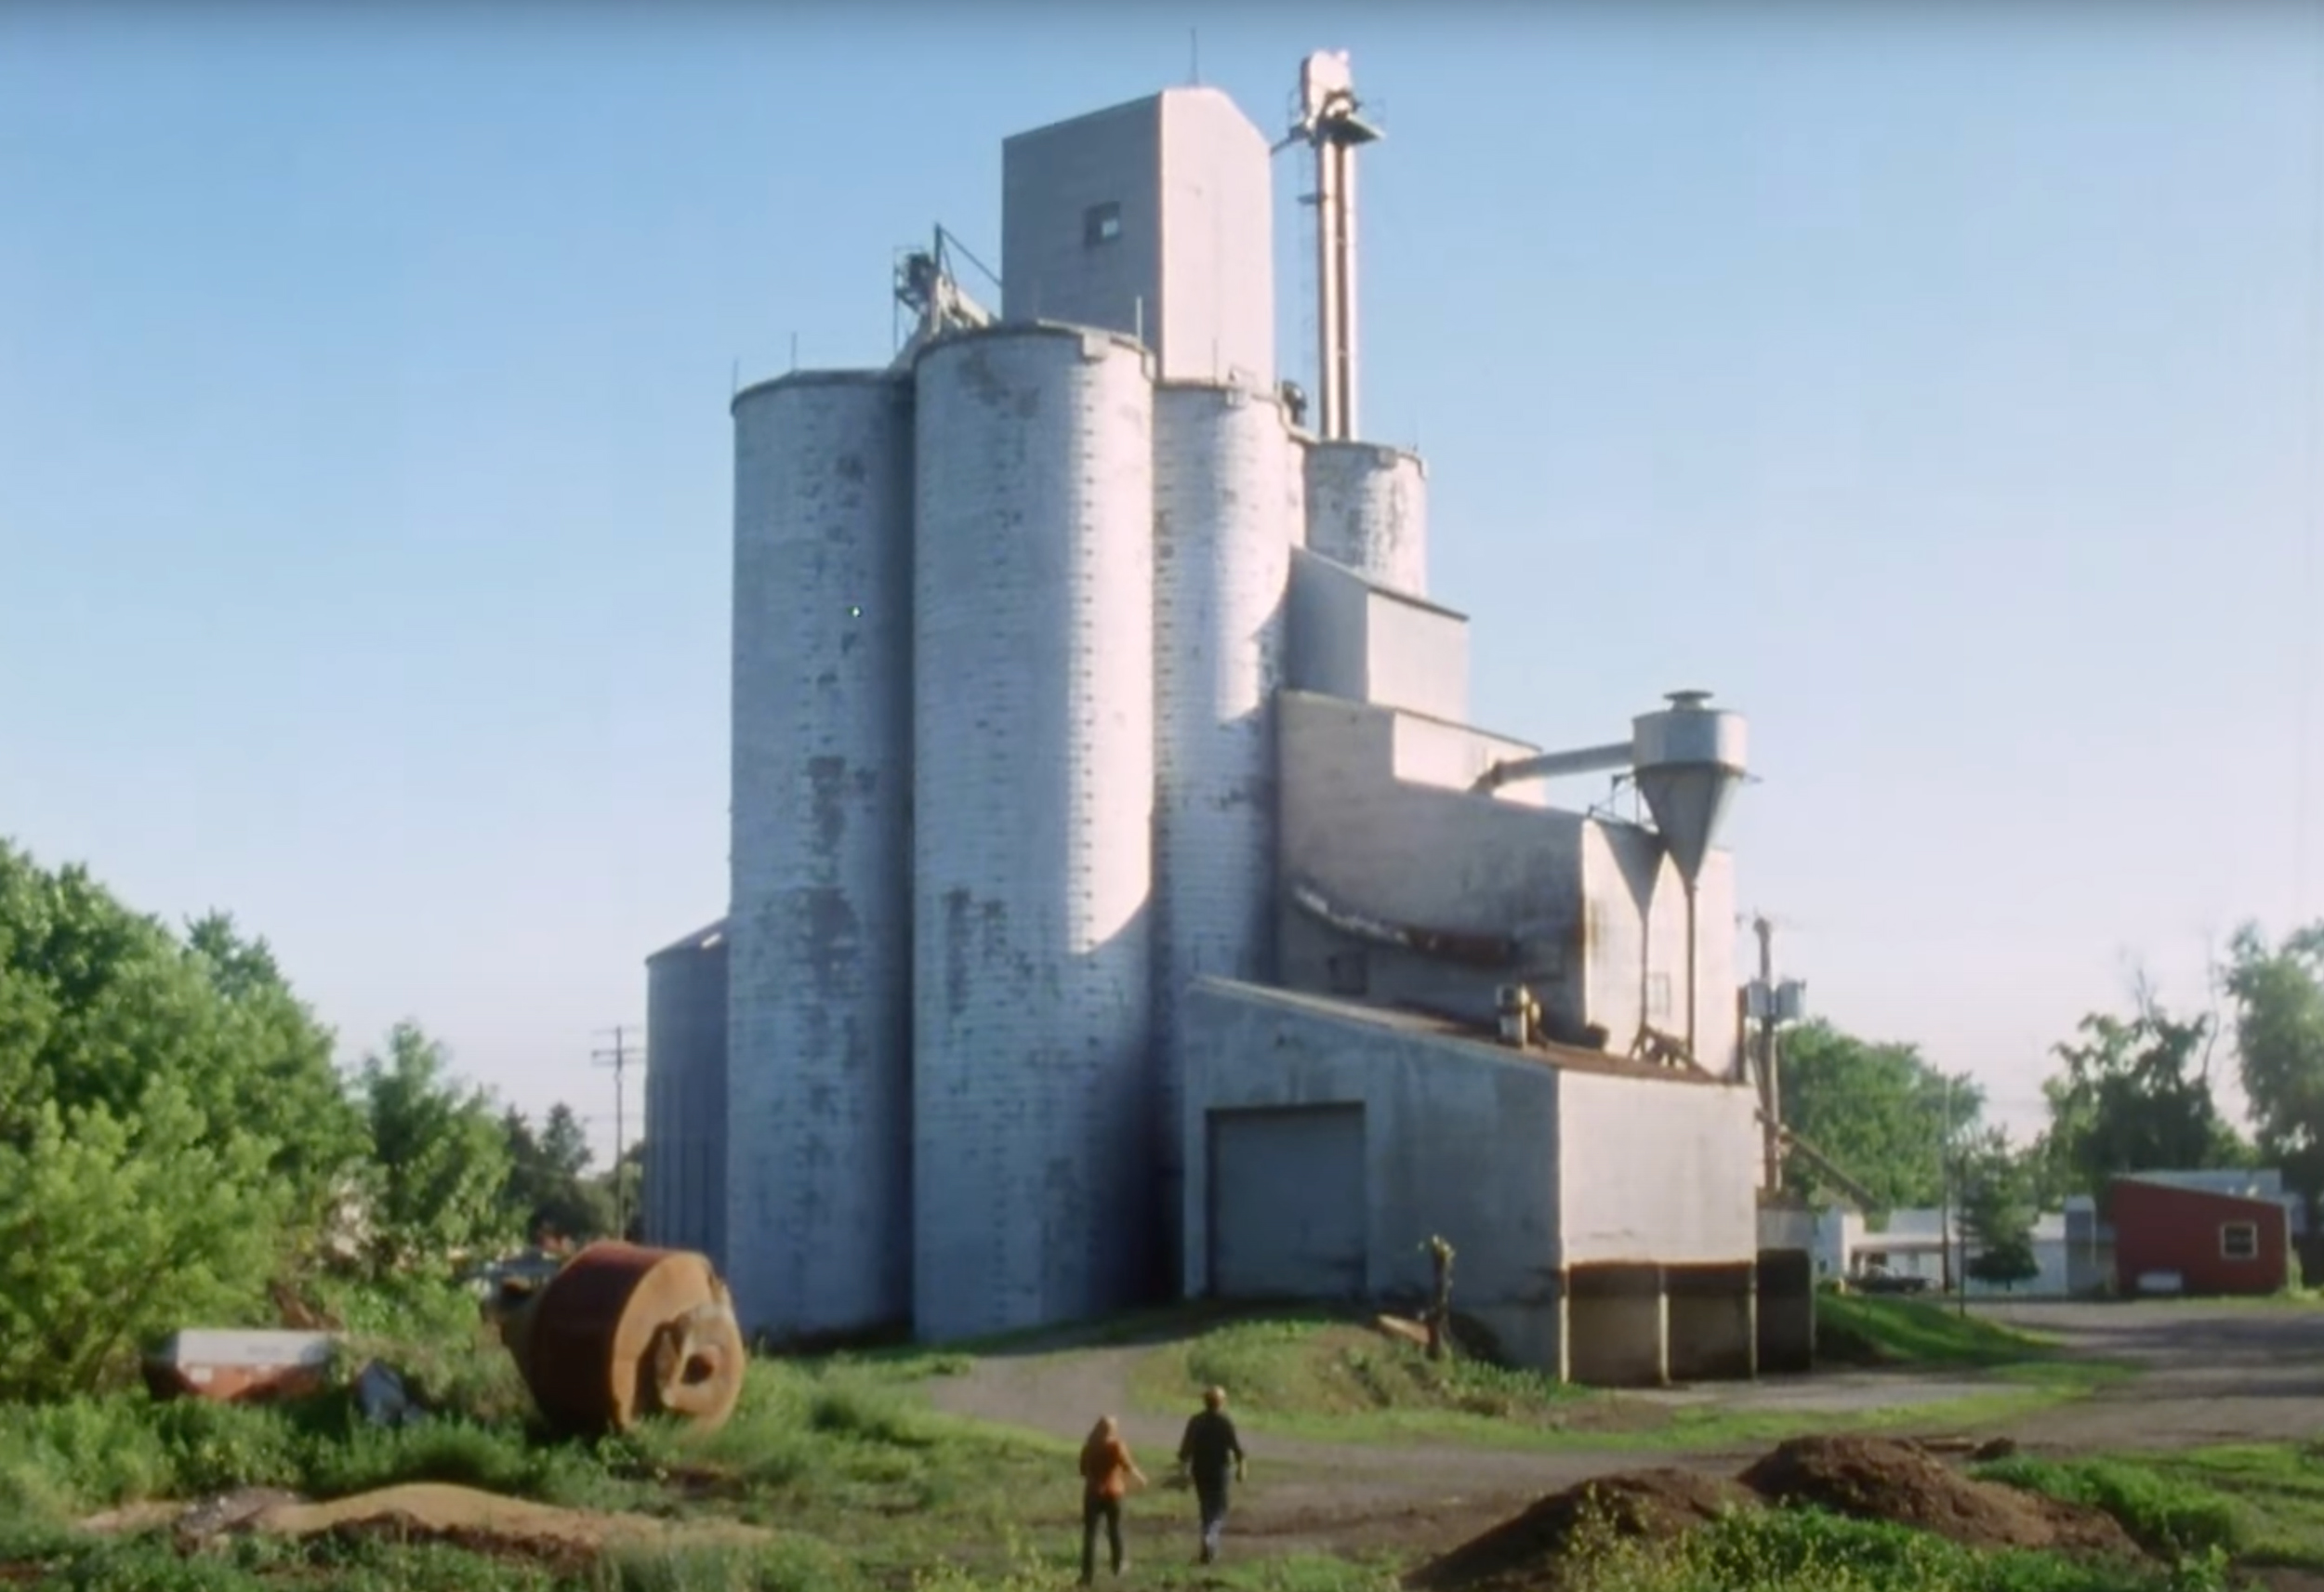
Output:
top-left (508, 1242), bottom-right (746, 1437)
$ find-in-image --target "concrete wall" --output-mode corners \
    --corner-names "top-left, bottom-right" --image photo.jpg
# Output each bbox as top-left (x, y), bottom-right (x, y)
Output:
top-left (1000, 87), bottom-right (1273, 388)
top-left (1285, 550), bottom-right (1470, 723)
top-left (1181, 979), bottom-right (1565, 1372)
top-left (1276, 691), bottom-right (1734, 1062)
top-left (1580, 824), bottom-right (1741, 1076)
top-left (1002, 99), bottom-right (1159, 350)
top-left (1557, 1068), bottom-right (1761, 1267)
top-left (1158, 89), bottom-right (1274, 389)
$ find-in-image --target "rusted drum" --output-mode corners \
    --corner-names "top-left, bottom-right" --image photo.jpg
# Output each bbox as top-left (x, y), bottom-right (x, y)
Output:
top-left (508, 1242), bottom-right (746, 1437)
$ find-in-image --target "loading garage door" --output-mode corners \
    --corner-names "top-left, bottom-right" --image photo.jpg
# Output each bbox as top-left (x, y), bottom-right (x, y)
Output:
top-left (1208, 1104), bottom-right (1367, 1301)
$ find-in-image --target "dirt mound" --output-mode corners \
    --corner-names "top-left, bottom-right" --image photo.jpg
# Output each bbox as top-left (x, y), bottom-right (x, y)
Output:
top-left (1405, 1469), bottom-right (1758, 1590)
top-left (1738, 1436), bottom-right (2140, 1559)
top-left (244, 1483), bottom-right (768, 1570)
top-left (1409, 1436), bottom-right (2148, 1591)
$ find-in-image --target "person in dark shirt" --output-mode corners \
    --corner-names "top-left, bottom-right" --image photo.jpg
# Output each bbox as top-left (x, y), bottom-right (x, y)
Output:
top-left (1175, 1385), bottom-right (1246, 1564)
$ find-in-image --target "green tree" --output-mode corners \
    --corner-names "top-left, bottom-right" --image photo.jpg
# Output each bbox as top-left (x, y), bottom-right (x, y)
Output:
top-left (1777, 1020), bottom-right (1983, 1216)
top-left (2035, 999), bottom-right (2247, 1204)
top-left (1958, 1129), bottom-right (2041, 1291)
top-left (354, 1023), bottom-right (516, 1273)
top-left (502, 1101), bottom-right (614, 1245)
top-left (0, 843), bottom-right (356, 1399)
top-left (2224, 923), bottom-right (2324, 1218)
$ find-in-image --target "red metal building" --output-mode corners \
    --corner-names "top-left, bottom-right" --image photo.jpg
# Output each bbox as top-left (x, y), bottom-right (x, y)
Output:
top-left (2109, 1176), bottom-right (2289, 1296)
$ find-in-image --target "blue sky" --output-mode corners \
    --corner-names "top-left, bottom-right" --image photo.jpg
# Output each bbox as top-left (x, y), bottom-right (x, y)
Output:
top-left (3, 4), bottom-right (2318, 1157)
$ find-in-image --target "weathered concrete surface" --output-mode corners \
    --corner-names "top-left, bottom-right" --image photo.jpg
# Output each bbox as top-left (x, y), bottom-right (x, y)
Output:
top-left (1668, 1263), bottom-right (1756, 1382)
top-left (1182, 979), bottom-right (1563, 1374)
top-left (1567, 1264), bottom-right (1667, 1388)
top-left (1274, 690), bottom-right (1743, 1072)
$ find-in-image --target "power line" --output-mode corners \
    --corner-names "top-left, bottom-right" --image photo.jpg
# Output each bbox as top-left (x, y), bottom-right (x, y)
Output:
top-left (591, 1025), bottom-right (644, 1238)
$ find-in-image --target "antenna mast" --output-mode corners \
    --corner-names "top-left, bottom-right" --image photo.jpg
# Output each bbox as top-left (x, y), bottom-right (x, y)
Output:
top-left (1288, 51), bottom-right (1382, 441)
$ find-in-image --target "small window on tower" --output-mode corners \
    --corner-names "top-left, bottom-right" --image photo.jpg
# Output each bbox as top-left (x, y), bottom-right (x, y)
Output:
top-left (1647, 973), bottom-right (1673, 1019)
top-left (1084, 201), bottom-right (1123, 247)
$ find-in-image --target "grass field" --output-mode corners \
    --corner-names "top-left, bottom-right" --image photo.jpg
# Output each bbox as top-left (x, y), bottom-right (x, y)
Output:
top-left (0, 1295), bottom-right (2265, 1592)
top-left (1123, 1296), bottom-right (2120, 1453)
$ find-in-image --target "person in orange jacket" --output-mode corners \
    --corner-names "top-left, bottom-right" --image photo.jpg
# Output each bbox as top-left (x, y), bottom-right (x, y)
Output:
top-left (1077, 1414), bottom-right (1147, 1583)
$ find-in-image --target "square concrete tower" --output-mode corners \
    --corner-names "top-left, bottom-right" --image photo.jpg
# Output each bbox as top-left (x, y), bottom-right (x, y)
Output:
top-left (1001, 86), bottom-right (1274, 390)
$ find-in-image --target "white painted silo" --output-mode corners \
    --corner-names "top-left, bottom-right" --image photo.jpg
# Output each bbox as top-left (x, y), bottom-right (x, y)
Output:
top-left (1303, 438), bottom-right (1428, 597)
top-left (644, 920), bottom-right (729, 1267)
top-left (726, 372), bottom-right (915, 1343)
top-left (1151, 381), bottom-right (1298, 1291)
top-left (912, 323), bottom-right (1157, 1342)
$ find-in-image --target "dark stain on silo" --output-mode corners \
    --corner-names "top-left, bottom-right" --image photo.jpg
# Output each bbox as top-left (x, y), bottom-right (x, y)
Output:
top-left (797, 886), bottom-right (861, 992)
top-left (807, 756), bottom-right (850, 853)
top-left (837, 452), bottom-right (867, 483)
top-left (944, 888), bottom-right (972, 1019)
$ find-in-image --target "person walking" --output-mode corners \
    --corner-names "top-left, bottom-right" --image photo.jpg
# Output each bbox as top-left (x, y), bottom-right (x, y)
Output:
top-left (1077, 1414), bottom-right (1145, 1584)
top-left (1176, 1386), bottom-right (1246, 1565)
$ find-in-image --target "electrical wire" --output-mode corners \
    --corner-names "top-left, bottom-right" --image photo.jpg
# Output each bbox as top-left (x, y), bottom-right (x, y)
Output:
top-left (2297, 0), bottom-right (2324, 926)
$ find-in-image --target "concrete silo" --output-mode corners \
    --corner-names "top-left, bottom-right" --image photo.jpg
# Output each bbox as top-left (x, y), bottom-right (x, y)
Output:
top-left (911, 323), bottom-right (1157, 1341)
top-left (1303, 439), bottom-right (1428, 598)
top-left (643, 920), bottom-right (728, 1265)
top-left (1150, 380), bottom-right (1299, 1290)
top-left (726, 372), bottom-right (915, 1342)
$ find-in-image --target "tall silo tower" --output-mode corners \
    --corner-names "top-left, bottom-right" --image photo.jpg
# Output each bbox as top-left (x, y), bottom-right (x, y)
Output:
top-left (726, 372), bottom-right (916, 1342)
top-left (1150, 382), bottom-right (1301, 1288)
top-left (1001, 82), bottom-right (1288, 1299)
top-left (911, 323), bottom-right (1158, 1341)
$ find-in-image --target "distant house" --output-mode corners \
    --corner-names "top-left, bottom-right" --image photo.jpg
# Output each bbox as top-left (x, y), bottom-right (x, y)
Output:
top-left (2110, 1173), bottom-right (2292, 1297)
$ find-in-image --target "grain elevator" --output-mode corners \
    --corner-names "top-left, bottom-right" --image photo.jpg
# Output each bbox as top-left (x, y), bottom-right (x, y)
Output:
top-left (644, 55), bottom-right (1789, 1382)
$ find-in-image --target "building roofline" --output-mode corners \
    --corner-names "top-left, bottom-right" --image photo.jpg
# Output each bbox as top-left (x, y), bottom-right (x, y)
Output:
top-left (647, 918), bottom-right (729, 963)
top-left (1188, 975), bottom-right (1734, 1087)
top-left (1290, 545), bottom-right (1469, 622)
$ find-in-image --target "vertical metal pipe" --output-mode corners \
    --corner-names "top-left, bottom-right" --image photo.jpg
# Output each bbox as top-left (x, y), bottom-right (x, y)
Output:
top-left (1336, 141), bottom-right (1359, 440)
top-left (1314, 138), bottom-right (1341, 441)
top-left (1684, 880), bottom-right (1699, 1066)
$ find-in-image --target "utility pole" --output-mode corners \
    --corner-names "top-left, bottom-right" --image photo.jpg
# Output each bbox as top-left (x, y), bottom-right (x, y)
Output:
top-left (593, 1026), bottom-right (643, 1241)
top-left (1938, 1072), bottom-right (1964, 1316)
top-left (1754, 914), bottom-right (1780, 1194)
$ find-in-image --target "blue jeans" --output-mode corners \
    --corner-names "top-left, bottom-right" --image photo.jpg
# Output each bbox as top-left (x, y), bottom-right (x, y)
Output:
top-left (1195, 1478), bottom-right (1230, 1560)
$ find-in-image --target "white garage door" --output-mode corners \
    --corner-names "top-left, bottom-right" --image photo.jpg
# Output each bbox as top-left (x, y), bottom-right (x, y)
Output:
top-left (1208, 1105), bottom-right (1367, 1301)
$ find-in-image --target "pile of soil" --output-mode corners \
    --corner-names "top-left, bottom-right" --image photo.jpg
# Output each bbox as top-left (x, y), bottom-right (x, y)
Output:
top-left (1739, 1436), bottom-right (2140, 1559)
top-left (1406, 1436), bottom-right (2144, 1591)
top-left (240, 1483), bottom-right (770, 1572)
top-left (1404, 1470), bottom-right (1760, 1591)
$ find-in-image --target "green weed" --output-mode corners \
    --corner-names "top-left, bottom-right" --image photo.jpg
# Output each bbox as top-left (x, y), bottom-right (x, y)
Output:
top-left (1565, 1506), bottom-right (2227, 1592)
top-left (1979, 1456), bottom-right (2244, 1559)
top-left (1814, 1294), bottom-right (2060, 1367)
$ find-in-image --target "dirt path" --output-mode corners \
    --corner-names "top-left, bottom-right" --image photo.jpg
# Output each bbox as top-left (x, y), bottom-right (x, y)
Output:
top-left (926, 1302), bottom-right (2324, 1561)
top-left (1981, 1300), bottom-right (2324, 1454)
top-left (926, 1342), bottom-right (1754, 1560)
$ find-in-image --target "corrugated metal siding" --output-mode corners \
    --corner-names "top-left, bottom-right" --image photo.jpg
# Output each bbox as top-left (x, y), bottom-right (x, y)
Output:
top-left (726, 373), bottom-right (916, 1341)
top-left (644, 928), bottom-right (728, 1265)
top-left (911, 325), bottom-right (1158, 1342)
top-left (1151, 381), bottom-right (1296, 1290)
top-left (1304, 440), bottom-right (1429, 598)
top-left (2110, 1178), bottom-right (2289, 1296)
